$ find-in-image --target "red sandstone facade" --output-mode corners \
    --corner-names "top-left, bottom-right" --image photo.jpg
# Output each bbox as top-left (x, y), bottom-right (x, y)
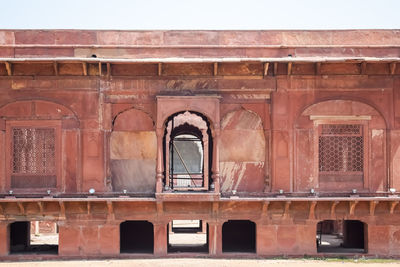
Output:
top-left (0, 30), bottom-right (400, 258)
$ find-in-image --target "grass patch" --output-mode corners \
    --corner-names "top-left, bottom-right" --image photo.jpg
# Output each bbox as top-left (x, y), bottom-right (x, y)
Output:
top-left (301, 255), bottom-right (400, 263)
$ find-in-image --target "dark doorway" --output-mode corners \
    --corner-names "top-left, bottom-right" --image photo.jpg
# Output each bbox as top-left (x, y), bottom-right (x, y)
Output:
top-left (10, 221), bottom-right (58, 254)
top-left (222, 220), bottom-right (256, 253)
top-left (120, 221), bottom-right (154, 253)
top-left (168, 220), bottom-right (208, 253)
top-left (317, 220), bottom-right (365, 253)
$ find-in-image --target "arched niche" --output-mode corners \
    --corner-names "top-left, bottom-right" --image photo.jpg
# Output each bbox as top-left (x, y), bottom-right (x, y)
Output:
top-left (0, 100), bottom-right (79, 194)
top-left (220, 108), bottom-right (265, 193)
top-left (295, 99), bottom-right (387, 193)
top-left (110, 108), bottom-right (156, 193)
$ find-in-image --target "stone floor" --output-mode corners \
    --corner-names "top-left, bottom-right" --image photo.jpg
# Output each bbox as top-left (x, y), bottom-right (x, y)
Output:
top-left (1, 259), bottom-right (400, 267)
top-left (169, 233), bottom-right (207, 245)
top-left (317, 234), bottom-right (365, 254)
top-left (30, 234), bottom-right (58, 245)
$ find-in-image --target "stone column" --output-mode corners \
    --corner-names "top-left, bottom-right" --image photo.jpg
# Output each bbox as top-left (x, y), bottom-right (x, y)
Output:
top-left (211, 126), bottom-right (220, 193)
top-left (156, 127), bottom-right (164, 193)
top-left (58, 221), bottom-right (81, 256)
top-left (99, 223), bottom-right (120, 255)
top-left (366, 224), bottom-right (389, 255)
top-left (257, 224), bottom-right (278, 256)
top-left (264, 129), bottom-right (270, 192)
top-left (0, 124), bottom-right (5, 193)
top-left (0, 222), bottom-right (9, 256)
top-left (59, 220), bottom-right (120, 256)
top-left (208, 221), bottom-right (222, 256)
top-left (202, 129), bottom-right (209, 189)
top-left (165, 126), bottom-right (171, 189)
top-left (153, 222), bottom-right (167, 256)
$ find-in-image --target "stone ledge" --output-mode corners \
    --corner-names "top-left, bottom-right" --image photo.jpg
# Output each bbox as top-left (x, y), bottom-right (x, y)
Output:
top-left (156, 192), bottom-right (220, 202)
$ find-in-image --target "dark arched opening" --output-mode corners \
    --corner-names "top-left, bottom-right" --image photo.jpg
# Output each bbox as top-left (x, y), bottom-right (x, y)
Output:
top-left (120, 220), bottom-right (154, 254)
top-left (10, 221), bottom-right (58, 254)
top-left (167, 220), bottom-right (208, 253)
top-left (222, 220), bottom-right (256, 253)
top-left (317, 220), bottom-right (365, 253)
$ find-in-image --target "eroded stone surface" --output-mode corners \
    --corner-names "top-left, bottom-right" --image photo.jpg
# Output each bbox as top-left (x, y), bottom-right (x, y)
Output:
top-left (110, 131), bottom-right (156, 160)
top-left (110, 159), bottom-right (156, 192)
top-left (220, 162), bottom-right (265, 192)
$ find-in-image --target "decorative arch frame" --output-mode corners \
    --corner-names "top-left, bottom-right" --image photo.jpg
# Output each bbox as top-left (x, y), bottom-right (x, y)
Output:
top-left (0, 99), bottom-right (79, 121)
top-left (0, 99), bottom-right (80, 193)
top-left (111, 107), bottom-right (155, 132)
top-left (294, 98), bottom-right (388, 193)
top-left (295, 96), bottom-right (388, 129)
top-left (156, 96), bottom-right (220, 131)
top-left (155, 96), bottom-right (221, 193)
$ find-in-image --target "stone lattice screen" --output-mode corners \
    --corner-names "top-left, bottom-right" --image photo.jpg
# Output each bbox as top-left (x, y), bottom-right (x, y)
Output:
top-left (11, 128), bottom-right (56, 188)
top-left (318, 124), bottom-right (363, 176)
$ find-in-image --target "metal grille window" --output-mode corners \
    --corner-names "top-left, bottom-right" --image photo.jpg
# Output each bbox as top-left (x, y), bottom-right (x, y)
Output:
top-left (170, 134), bottom-right (204, 188)
top-left (11, 127), bottom-right (57, 188)
top-left (319, 124), bottom-right (364, 175)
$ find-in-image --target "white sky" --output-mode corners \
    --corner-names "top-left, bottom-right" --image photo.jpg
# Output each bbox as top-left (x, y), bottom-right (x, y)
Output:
top-left (1, 0), bottom-right (399, 30)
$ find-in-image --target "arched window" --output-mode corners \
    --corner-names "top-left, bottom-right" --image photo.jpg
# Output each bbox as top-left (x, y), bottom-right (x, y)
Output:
top-left (164, 111), bottom-right (211, 191)
top-left (0, 100), bottom-right (79, 193)
top-left (296, 100), bottom-right (386, 192)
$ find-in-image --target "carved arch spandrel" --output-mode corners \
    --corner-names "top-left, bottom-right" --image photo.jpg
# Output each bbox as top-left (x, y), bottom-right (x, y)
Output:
top-left (155, 96), bottom-right (221, 193)
top-left (156, 96), bottom-right (220, 130)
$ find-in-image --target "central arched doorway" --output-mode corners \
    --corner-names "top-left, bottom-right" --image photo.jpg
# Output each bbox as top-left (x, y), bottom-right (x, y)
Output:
top-left (164, 111), bottom-right (212, 191)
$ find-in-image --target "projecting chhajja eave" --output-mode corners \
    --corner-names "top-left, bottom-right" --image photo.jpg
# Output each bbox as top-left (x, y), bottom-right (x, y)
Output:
top-left (0, 196), bottom-right (399, 220)
top-left (0, 57), bottom-right (398, 77)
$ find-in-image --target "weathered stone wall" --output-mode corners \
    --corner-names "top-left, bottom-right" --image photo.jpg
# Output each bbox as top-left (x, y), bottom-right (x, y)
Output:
top-left (110, 108), bottom-right (156, 193)
top-left (271, 75), bottom-right (394, 193)
top-left (220, 108), bottom-right (265, 193)
top-left (0, 30), bottom-right (399, 259)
